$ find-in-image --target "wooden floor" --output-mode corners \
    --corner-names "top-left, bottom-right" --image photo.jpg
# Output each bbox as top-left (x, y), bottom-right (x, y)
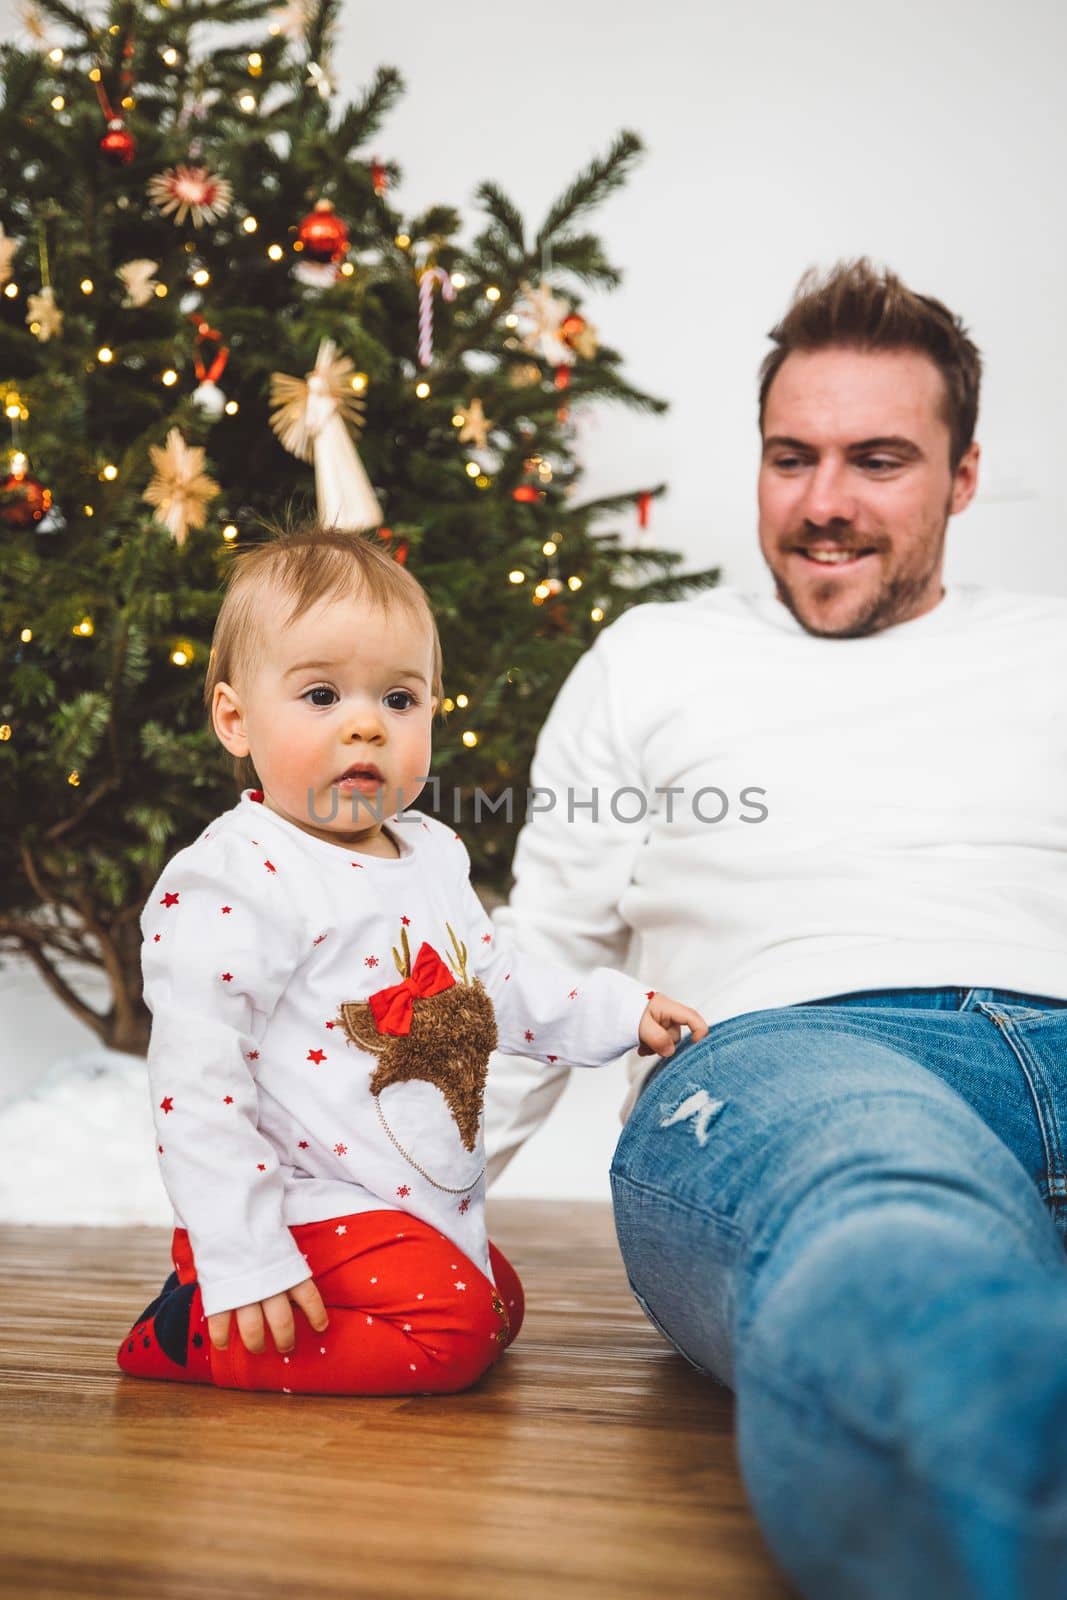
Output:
top-left (0, 1202), bottom-right (794, 1600)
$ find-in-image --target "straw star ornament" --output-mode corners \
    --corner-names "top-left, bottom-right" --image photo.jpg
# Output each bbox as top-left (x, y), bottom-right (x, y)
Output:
top-left (147, 165), bottom-right (232, 228)
top-left (142, 428), bottom-right (220, 546)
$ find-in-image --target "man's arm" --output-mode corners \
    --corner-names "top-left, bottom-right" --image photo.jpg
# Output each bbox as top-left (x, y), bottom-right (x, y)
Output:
top-left (485, 618), bottom-right (648, 1182)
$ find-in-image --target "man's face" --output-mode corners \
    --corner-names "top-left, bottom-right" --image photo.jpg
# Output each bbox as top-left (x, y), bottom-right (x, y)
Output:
top-left (757, 346), bottom-right (979, 638)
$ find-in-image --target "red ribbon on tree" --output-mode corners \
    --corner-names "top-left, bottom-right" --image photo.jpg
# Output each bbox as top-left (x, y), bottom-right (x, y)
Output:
top-left (368, 942), bottom-right (455, 1036)
top-left (188, 312), bottom-right (229, 385)
top-left (636, 490), bottom-right (653, 530)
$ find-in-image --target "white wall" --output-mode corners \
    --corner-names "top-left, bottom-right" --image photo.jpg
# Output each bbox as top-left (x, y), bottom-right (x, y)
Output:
top-left (3, 0), bottom-right (1066, 1202)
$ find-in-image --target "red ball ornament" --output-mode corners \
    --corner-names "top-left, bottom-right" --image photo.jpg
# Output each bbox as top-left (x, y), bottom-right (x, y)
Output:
top-left (99, 118), bottom-right (136, 166)
top-left (512, 485), bottom-right (540, 504)
top-left (559, 312), bottom-right (587, 349)
top-left (1, 466), bottom-right (53, 528)
top-left (297, 199), bottom-right (350, 264)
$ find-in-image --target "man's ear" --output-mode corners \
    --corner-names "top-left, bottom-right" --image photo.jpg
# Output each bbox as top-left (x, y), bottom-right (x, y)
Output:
top-left (949, 440), bottom-right (980, 516)
top-left (212, 682), bottom-right (250, 758)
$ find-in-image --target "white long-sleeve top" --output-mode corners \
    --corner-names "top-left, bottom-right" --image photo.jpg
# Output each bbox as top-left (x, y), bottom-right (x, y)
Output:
top-left (140, 792), bottom-right (649, 1314)
top-left (485, 582), bottom-right (1067, 1180)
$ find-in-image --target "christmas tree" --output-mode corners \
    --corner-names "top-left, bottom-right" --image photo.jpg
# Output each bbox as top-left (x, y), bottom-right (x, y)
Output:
top-left (0, 0), bottom-right (719, 1054)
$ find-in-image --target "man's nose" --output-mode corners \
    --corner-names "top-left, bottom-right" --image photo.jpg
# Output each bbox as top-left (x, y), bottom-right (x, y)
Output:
top-left (799, 460), bottom-right (857, 528)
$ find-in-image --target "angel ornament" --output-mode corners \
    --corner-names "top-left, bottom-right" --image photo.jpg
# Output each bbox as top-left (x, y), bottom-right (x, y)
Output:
top-left (270, 339), bottom-right (382, 532)
top-left (335, 923), bottom-right (498, 1193)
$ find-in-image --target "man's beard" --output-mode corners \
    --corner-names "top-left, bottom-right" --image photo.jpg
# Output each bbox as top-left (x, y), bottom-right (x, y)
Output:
top-left (773, 521), bottom-right (948, 640)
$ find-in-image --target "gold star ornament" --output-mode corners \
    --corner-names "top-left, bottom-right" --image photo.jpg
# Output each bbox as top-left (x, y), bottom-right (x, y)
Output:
top-left (142, 428), bottom-right (220, 546)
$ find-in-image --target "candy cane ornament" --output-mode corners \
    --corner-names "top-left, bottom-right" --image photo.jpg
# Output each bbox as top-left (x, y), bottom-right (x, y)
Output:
top-left (418, 267), bottom-right (456, 368)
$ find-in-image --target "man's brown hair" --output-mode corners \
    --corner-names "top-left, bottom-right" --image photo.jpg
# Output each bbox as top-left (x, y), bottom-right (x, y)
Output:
top-left (758, 258), bottom-right (982, 471)
top-left (203, 523), bottom-right (444, 792)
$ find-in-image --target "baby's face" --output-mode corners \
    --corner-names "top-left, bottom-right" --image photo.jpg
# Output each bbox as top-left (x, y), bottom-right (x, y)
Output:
top-left (218, 587), bottom-right (437, 852)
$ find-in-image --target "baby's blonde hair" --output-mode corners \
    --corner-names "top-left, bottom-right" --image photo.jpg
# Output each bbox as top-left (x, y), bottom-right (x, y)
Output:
top-left (203, 523), bottom-right (444, 791)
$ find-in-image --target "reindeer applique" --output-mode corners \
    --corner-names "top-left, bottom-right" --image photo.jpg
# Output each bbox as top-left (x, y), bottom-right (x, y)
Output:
top-left (335, 922), bottom-right (498, 1153)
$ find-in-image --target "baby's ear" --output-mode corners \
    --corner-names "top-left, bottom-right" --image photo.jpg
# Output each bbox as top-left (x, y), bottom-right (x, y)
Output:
top-left (212, 681), bottom-right (249, 758)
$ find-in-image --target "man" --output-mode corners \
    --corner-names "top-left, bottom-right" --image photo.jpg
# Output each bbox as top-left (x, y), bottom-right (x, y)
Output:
top-left (485, 259), bottom-right (1067, 1599)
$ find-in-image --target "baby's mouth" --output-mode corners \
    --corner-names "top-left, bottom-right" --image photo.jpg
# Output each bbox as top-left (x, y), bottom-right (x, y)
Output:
top-left (334, 763), bottom-right (384, 790)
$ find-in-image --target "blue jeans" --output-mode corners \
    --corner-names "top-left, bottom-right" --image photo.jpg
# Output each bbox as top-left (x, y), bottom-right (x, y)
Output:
top-left (610, 986), bottom-right (1067, 1599)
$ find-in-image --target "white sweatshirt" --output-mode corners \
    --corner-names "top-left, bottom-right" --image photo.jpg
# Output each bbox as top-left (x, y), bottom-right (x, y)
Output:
top-left (485, 582), bottom-right (1067, 1178)
top-left (140, 793), bottom-right (649, 1314)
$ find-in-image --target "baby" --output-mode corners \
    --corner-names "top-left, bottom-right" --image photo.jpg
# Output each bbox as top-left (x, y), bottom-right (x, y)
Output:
top-left (117, 525), bottom-right (707, 1395)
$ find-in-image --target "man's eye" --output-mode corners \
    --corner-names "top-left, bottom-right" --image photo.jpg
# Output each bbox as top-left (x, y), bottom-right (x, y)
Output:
top-left (773, 455), bottom-right (805, 470)
top-left (860, 458), bottom-right (897, 472)
top-left (303, 686), bottom-right (337, 707)
top-left (384, 690), bottom-right (417, 711)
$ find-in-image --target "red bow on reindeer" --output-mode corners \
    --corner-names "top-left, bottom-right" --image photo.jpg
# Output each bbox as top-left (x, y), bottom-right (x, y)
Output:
top-left (368, 942), bottom-right (455, 1036)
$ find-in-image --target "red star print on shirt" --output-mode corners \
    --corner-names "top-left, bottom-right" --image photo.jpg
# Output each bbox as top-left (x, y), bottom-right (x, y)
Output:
top-left (307, 1049), bottom-right (326, 1065)
top-left (647, 990), bottom-right (655, 1000)
top-left (160, 1096), bottom-right (174, 1114)
top-left (153, 934), bottom-right (160, 943)
top-left (396, 1185), bottom-right (411, 1198)
top-left (458, 1196), bottom-right (471, 1214)
top-left (263, 860), bottom-right (276, 874)
top-left (325, 1020), bottom-right (336, 1029)
top-left (298, 1140), bottom-right (309, 1150)
top-left (223, 1096), bottom-right (234, 1105)
top-left (568, 989), bottom-right (578, 999)
top-left (334, 1143), bottom-right (347, 1156)
top-left (313, 933), bottom-right (328, 946)
top-left (481, 934), bottom-right (491, 944)
top-left (257, 1163), bottom-right (266, 1171)
top-left (364, 955), bottom-right (379, 968)
top-left (401, 916), bottom-right (411, 926)
top-left (161, 891), bottom-right (179, 908)
top-left (547, 1055), bottom-right (558, 1063)
top-left (221, 972), bottom-right (233, 983)
top-left (246, 1050), bottom-right (259, 1061)
top-left (221, 906), bottom-right (232, 915)
top-left (524, 1030), bottom-right (534, 1042)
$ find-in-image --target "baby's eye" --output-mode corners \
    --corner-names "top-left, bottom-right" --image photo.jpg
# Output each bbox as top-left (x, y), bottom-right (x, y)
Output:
top-left (384, 689), bottom-right (417, 711)
top-left (303, 686), bottom-right (337, 708)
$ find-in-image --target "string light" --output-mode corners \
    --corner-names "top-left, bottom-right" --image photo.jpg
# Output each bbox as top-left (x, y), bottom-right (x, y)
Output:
top-left (451, 273), bottom-right (467, 289)
top-left (0, 725), bottom-right (10, 741)
top-left (568, 575), bottom-right (583, 590)
top-left (154, 283), bottom-right (168, 298)
top-left (83, 504), bottom-right (94, 516)
top-left (542, 540), bottom-right (557, 556)
top-left (455, 694), bottom-right (469, 709)
top-left (88, 67), bottom-right (101, 83)
top-left (47, 46), bottom-right (63, 63)
top-left (191, 268), bottom-right (210, 286)
top-left (591, 607), bottom-right (604, 622)
top-left (97, 345), bottom-right (114, 363)
top-left (505, 314), bottom-right (518, 328)
top-left (441, 697), bottom-right (455, 713)
top-left (68, 770), bottom-right (80, 786)
top-left (50, 95), bottom-right (65, 111)
top-left (267, 244), bottom-right (284, 261)
top-left (238, 93), bottom-right (257, 112)
top-left (508, 570), bottom-right (525, 584)
top-left (100, 463), bottom-right (118, 481)
top-left (170, 643), bottom-right (194, 666)
top-left (161, 369), bottom-right (178, 386)
top-left (121, 96), bottom-right (134, 109)
top-left (475, 475), bottom-right (491, 489)
top-left (465, 461), bottom-right (479, 478)
top-left (415, 381), bottom-right (430, 399)
top-left (461, 730), bottom-right (479, 748)
top-left (73, 616), bottom-right (94, 636)
top-left (4, 401), bottom-right (21, 420)
top-left (485, 286), bottom-right (501, 302)
top-left (161, 46), bottom-right (179, 65)
top-left (247, 51), bottom-right (263, 74)
top-left (80, 278), bottom-right (94, 294)
top-left (222, 523), bottom-right (238, 541)
top-left (340, 262), bottom-right (355, 276)
top-left (3, 284), bottom-right (17, 299)
top-left (20, 628), bottom-right (32, 643)
top-left (350, 373), bottom-right (368, 393)
top-left (451, 413), bottom-right (465, 427)
top-left (224, 400), bottom-right (239, 415)
top-left (242, 216), bottom-right (258, 233)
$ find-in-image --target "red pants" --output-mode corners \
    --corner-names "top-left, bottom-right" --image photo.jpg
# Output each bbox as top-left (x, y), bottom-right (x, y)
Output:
top-left (117, 1211), bottom-right (524, 1395)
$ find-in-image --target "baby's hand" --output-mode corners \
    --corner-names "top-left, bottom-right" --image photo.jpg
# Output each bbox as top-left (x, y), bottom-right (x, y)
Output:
top-left (637, 992), bottom-right (709, 1058)
top-left (207, 1275), bottom-right (329, 1355)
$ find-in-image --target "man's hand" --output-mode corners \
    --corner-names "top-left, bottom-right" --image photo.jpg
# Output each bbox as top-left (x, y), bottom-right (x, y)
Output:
top-left (207, 1275), bottom-right (329, 1355)
top-left (637, 992), bottom-right (709, 1058)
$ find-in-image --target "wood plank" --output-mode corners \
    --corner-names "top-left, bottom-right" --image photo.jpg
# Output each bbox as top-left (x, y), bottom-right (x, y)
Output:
top-left (0, 1202), bottom-right (794, 1599)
